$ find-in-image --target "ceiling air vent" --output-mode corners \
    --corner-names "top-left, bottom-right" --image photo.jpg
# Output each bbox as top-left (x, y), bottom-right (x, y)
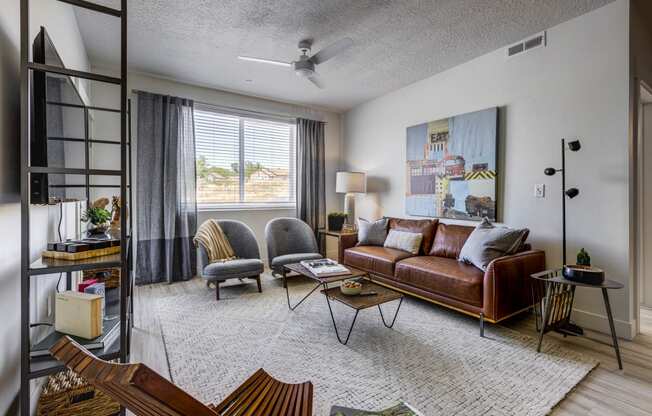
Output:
top-left (507, 31), bottom-right (546, 58)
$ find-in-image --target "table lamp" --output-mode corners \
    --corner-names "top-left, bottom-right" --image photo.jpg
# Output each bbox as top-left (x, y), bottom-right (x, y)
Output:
top-left (336, 171), bottom-right (366, 228)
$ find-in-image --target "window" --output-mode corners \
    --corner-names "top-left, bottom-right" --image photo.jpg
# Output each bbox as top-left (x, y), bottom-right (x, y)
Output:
top-left (194, 104), bottom-right (296, 209)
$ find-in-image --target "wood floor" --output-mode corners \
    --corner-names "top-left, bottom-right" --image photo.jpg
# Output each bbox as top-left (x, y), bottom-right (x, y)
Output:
top-left (131, 277), bottom-right (652, 416)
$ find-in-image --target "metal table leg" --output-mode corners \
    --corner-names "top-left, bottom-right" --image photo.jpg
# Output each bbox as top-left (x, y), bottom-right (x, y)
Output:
top-left (323, 285), bottom-right (359, 345)
top-left (602, 288), bottom-right (623, 370)
top-left (378, 297), bottom-right (403, 328)
top-left (283, 272), bottom-right (321, 311)
top-left (537, 281), bottom-right (553, 353)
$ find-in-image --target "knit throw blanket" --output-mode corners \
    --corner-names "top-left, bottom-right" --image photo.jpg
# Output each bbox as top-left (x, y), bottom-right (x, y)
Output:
top-left (193, 220), bottom-right (237, 264)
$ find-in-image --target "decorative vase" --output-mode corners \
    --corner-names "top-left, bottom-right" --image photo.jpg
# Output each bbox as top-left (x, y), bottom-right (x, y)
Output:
top-left (86, 222), bottom-right (110, 239)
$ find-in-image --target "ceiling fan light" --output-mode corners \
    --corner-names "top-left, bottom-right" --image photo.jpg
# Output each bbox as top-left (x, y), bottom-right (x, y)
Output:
top-left (295, 67), bottom-right (314, 77)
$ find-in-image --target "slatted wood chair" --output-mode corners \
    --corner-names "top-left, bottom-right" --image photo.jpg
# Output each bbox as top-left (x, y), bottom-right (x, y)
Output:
top-left (49, 336), bottom-right (313, 416)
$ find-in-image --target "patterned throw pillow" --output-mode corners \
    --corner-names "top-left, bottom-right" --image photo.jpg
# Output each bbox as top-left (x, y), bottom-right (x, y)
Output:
top-left (458, 218), bottom-right (529, 271)
top-left (383, 229), bottom-right (423, 254)
top-left (357, 217), bottom-right (388, 246)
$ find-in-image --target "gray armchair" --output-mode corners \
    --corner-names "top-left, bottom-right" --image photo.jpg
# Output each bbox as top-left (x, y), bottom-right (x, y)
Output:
top-left (264, 217), bottom-right (323, 285)
top-left (196, 219), bottom-right (264, 300)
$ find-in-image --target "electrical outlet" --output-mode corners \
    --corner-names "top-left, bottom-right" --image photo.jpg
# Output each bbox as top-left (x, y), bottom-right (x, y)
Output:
top-left (534, 184), bottom-right (545, 198)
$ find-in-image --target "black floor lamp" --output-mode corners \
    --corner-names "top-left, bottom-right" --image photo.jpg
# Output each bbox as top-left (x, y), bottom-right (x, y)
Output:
top-left (544, 138), bottom-right (581, 265)
top-left (544, 138), bottom-right (583, 336)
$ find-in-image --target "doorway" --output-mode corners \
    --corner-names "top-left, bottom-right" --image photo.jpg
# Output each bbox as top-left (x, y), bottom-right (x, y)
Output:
top-left (638, 82), bottom-right (652, 334)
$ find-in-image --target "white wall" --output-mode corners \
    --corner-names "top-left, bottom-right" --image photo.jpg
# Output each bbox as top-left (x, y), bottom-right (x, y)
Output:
top-left (0, 1), bottom-right (91, 413)
top-left (90, 68), bottom-right (343, 263)
top-left (342, 1), bottom-right (633, 338)
top-left (642, 103), bottom-right (652, 308)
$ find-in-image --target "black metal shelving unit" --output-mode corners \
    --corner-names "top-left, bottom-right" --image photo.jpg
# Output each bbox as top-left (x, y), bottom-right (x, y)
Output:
top-left (20, 0), bottom-right (129, 415)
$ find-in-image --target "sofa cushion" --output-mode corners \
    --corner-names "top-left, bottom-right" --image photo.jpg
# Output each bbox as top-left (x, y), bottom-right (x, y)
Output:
top-left (357, 217), bottom-right (388, 246)
top-left (458, 218), bottom-right (530, 271)
top-left (383, 229), bottom-right (423, 254)
top-left (429, 223), bottom-right (474, 259)
top-left (387, 217), bottom-right (438, 255)
top-left (343, 246), bottom-right (414, 278)
top-left (395, 256), bottom-right (484, 306)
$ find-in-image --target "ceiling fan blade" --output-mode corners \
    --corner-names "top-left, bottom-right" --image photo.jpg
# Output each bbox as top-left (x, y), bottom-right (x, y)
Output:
top-left (237, 56), bottom-right (292, 67)
top-left (306, 74), bottom-right (323, 89)
top-left (309, 37), bottom-right (353, 65)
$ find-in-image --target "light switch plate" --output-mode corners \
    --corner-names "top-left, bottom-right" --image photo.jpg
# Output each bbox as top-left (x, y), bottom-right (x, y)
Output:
top-left (534, 184), bottom-right (545, 198)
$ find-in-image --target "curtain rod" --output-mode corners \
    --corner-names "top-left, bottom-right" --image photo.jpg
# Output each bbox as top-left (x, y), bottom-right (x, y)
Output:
top-left (131, 89), bottom-right (327, 124)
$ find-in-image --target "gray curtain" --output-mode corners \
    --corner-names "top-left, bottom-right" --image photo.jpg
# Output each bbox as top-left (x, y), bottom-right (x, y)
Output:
top-left (136, 91), bottom-right (197, 284)
top-left (296, 118), bottom-right (326, 233)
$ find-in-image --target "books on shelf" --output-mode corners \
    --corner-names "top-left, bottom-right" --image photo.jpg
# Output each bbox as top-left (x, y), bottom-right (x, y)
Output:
top-left (330, 402), bottom-right (424, 416)
top-left (300, 259), bottom-right (350, 277)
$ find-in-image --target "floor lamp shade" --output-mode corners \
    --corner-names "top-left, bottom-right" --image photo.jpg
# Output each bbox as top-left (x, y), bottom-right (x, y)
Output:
top-left (336, 172), bottom-right (366, 226)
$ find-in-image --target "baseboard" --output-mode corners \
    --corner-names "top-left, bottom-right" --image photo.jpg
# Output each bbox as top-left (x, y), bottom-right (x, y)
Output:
top-left (572, 308), bottom-right (636, 340)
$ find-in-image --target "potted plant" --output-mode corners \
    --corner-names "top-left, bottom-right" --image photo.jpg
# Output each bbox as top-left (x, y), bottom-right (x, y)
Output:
top-left (82, 207), bottom-right (112, 237)
top-left (327, 212), bottom-right (347, 231)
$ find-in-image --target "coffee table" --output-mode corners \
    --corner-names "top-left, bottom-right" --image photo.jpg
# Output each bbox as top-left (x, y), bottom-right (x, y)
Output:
top-left (283, 263), bottom-right (404, 345)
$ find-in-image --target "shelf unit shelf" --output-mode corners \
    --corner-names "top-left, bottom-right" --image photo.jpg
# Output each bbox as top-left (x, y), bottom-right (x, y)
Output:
top-left (20, 0), bottom-right (129, 415)
top-left (29, 335), bottom-right (121, 379)
top-left (29, 253), bottom-right (122, 276)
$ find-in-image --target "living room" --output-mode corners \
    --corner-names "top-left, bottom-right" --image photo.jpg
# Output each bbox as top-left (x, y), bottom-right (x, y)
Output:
top-left (1, 0), bottom-right (652, 415)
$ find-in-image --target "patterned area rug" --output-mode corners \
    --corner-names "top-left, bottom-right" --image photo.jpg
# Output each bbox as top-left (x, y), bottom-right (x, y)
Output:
top-left (153, 274), bottom-right (597, 415)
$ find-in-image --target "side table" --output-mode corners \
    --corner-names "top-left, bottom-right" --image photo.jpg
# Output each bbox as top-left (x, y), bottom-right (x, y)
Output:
top-left (531, 269), bottom-right (624, 369)
top-left (318, 229), bottom-right (357, 263)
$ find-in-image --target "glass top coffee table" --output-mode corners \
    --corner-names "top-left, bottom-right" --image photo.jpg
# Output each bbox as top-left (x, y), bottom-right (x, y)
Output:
top-left (284, 263), bottom-right (404, 345)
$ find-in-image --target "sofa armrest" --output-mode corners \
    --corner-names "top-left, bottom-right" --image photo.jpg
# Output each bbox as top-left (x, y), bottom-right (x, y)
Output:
top-left (339, 233), bottom-right (359, 264)
top-left (483, 249), bottom-right (546, 322)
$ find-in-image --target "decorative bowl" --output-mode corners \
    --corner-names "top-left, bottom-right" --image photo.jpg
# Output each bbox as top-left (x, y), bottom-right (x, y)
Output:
top-left (562, 265), bottom-right (605, 285)
top-left (340, 279), bottom-right (362, 296)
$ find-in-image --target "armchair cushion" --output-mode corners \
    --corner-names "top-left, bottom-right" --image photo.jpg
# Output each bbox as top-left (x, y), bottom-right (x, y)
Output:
top-left (271, 253), bottom-right (323, 269)
top-left (202, 258), bottom-right (264, 281)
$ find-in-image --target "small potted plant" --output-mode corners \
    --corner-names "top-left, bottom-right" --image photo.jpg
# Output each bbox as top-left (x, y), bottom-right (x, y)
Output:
top-left (82, 207), bottom-right (112, 237)
top-left (563, 248), bottom-right (604, 284)
top-left (327, 212), bottom-right (347, 231)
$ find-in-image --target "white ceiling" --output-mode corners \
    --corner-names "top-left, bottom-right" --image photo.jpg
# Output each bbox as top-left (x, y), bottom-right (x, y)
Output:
top-left (75, 0), bottom-right (613, 112)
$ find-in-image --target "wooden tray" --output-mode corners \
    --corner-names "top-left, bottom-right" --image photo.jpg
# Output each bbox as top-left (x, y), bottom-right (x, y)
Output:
top-left (42, 246), bottom-right (120, 260)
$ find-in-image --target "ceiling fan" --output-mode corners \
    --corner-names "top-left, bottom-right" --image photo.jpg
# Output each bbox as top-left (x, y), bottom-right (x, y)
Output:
top-left (237, 37), bottom-right (354, 89)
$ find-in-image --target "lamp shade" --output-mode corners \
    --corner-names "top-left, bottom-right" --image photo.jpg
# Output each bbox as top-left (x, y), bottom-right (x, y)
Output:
top-left (336, 171), bottom-right (366, 193)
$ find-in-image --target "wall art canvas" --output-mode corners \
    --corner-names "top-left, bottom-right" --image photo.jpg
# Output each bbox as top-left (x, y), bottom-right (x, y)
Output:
top-left (406, 107), bottom-right (498, 221)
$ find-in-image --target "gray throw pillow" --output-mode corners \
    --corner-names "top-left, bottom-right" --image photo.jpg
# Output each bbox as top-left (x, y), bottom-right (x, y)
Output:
top-left (383, 229), bottom-right (423, 254)
top-left (357, 217), bottom-right (388, 246)
top-left (458, 218), bottom-right (529, 271)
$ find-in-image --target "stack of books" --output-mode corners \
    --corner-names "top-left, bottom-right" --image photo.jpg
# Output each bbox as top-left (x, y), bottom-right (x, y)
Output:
top-left (300, 259), bottom-right (350, 277)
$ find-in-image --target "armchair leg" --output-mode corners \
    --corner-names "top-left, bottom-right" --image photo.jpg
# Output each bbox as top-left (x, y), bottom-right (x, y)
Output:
top-left (282, 270), bottom-right (288, 288)
top-left (479, 313), bottom-right (485, 337)
top-left (255, 275), bottom-right (262, 293)
top-left (215, 281), bottom-right (220, 301)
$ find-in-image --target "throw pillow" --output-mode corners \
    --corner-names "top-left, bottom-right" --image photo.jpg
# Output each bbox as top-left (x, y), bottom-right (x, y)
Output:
top-left (458, 218), bottom-right (530, 271)
top-left (383, 229), bottom-right (423, 254)
top-left (357, 217), bottom-right (388, 246)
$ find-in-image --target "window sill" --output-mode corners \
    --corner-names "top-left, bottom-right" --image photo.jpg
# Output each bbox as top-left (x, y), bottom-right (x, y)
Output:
top-left (198, 204), bottom-right (296, 212)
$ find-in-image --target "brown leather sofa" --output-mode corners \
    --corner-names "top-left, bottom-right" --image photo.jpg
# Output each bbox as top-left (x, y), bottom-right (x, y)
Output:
top-left (340, 218), bottom-right (546, 335)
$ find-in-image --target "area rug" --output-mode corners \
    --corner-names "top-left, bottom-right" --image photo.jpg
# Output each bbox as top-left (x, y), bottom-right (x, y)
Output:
top-left (153, 274), bottom-right (597, 415)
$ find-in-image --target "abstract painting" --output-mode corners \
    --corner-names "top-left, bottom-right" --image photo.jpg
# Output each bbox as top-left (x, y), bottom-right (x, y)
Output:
top-left (406, 107), bottom-right (498, 221)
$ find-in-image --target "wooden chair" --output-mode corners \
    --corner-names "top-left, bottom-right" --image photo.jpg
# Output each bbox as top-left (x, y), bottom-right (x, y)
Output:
top-left (49, 336), bottom-right (313, 416)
